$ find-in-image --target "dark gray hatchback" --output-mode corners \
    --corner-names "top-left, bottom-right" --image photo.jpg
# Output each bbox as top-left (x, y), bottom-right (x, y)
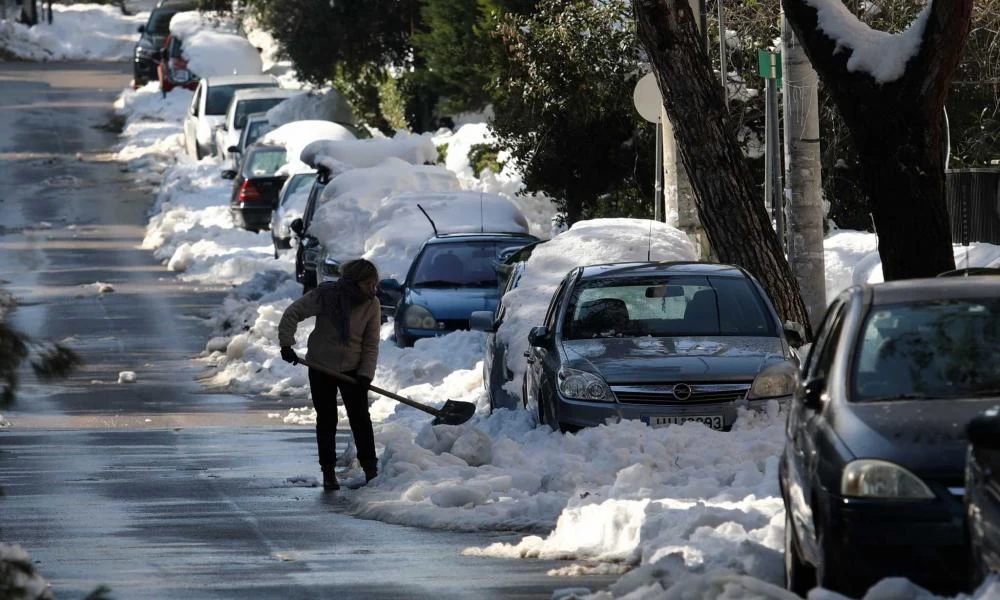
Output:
top-left (523, 262), bottom-right (802, 432)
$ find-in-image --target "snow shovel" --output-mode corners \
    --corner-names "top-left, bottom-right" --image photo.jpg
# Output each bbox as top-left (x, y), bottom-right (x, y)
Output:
top-left (297, 358), bottom-right (477, 426)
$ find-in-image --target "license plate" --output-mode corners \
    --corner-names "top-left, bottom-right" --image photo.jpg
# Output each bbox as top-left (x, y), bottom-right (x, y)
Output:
top-left (643, 415), bottom-right (724, 430)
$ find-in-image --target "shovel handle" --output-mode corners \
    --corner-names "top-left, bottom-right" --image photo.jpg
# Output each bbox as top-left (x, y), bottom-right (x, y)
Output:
top-left (297, 357), bottom-right (444, 418)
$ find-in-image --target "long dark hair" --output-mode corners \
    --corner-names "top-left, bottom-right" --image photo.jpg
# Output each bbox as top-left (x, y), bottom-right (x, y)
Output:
top-left (317, 259), bottom-right (379, 342)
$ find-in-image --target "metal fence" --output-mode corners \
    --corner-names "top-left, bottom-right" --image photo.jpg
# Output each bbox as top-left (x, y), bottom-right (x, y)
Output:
top-left (946, 168), bottom-right (1000, 245)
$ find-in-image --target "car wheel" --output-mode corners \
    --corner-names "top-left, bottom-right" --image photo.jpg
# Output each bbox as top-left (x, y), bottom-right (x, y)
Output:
top-left (784, 511), bottom-right (816, 596)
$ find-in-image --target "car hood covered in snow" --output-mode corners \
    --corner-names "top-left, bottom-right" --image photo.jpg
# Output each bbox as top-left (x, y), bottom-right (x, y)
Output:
top-left (561, 336), bottom-right (786, 384)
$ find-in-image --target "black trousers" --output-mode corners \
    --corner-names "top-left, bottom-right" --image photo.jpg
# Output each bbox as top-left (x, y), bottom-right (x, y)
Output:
top-left (308, 368), bottom-right (377, 470)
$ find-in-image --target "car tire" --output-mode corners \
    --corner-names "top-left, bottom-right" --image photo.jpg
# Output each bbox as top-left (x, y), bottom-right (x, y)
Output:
top-left (784, 511), bottom-right (816, 596)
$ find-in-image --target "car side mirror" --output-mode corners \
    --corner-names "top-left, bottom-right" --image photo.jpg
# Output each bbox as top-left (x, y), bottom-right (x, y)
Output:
top-left (220, 169), bottom-right (237, 180)
top-left (783, 321), bottom-right (806, 348)
top-left (968, 414), bottom-right (1000, 448)
top-left (800, 378), bottom-right (826, 409)
top-left (528, 326), bottom-right (552, 349)
top-left (469, 311), bottom-right (496, 333)
top-left (290, 218), bottom-right (304, 236)
top-left (227, 145), bottom-right (239, 154)
top-left (380, 279), bottom-right (402, 293)
top-left (138, 25), bottom-right (145, 33)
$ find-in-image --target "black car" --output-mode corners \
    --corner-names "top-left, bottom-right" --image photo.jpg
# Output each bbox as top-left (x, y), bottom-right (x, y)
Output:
top-left (132, 1), bottom-right (197, 87)
top-left (290, 168), bottom-right (332, 293)
top-left (221, 145), bottom-right (287, 232)
top-left (520, 262), bottom-right (801, 433)
top-left (781, 277), bottom-right (1000, 597)
top-left (966, 410), bottom-right (1000, 588)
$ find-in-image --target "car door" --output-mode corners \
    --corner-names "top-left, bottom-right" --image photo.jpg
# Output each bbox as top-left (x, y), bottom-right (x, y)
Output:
top-left (486, 262), bottom-right (525, 408)
top-left (526, 275), bottom-right (570, 416)
top-left (787, 297), bottom-right (849, 559)
top-left (184, 82), bottom-right (201, 156)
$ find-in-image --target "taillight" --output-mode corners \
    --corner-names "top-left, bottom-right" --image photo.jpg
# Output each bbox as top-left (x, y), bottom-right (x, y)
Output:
top-left (239, 180), bottom-right (261, 202)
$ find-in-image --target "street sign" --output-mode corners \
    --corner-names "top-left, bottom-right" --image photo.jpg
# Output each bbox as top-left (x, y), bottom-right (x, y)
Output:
top-left (758, 50), bottom-right (782, 87)
top-left (633, 72), bottom-right (662, 123)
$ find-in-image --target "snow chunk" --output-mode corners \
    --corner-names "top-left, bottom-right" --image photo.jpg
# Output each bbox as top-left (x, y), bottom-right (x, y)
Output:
top-left (117, 371), bottom-right (137, 384)
top-left (416, 424), bottom-right (493, 467)
top-left (496, 219), bottom-right (697, 402)
top-left (205, 336), bottom-right (230, 353)
top-left (286, 475), bottom-right (319, 488)
top-left (92, 281), bottom-right (115, 294)
top-left (803, 0), bottom-right (930, 83)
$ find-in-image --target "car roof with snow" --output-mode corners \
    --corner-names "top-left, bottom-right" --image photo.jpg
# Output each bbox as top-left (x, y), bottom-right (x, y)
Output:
top-left (204, 74), bottom-right (277, 87)
top-left (231, 88), bottom-right (302, 102)
top-left (864, 276), bottom-right (1000, 305)
top-left (423, 232), bottom-right (539, 245)
top-left (577, 261), bottom-right (747, 280)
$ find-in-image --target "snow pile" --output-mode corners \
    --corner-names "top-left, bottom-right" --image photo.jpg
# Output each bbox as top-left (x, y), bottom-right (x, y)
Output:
top-left (301, 133), bottom-right (439, 172)
top-left (169, 12), bottom-right (262, 79)
top-left (803, 0), bottom-right (930, 84)
top-left (824, 230), bottom-right (1000, 302)
top-left (92, 282), bottom-right (114, 294)
top-left (260, 120), bottom-right (355, 173)
top-left (266, 89), bottom-right (355, 129)
top-left (313, 190), bottom-right (532, 280)
top-left (0, 413), bottom-right (9, 428)
top-left (496, 219), bottom-right (698, 401)
top-left (117, 371), bottom-right (137, 384)
top-left (0, 543), bottom-right (50, 599)
top-left (0, 4), bottom-right (145, 61)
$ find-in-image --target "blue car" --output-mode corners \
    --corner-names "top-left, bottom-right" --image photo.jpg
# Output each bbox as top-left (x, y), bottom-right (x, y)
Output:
top-left (381, 233), bottom-right (539, 347)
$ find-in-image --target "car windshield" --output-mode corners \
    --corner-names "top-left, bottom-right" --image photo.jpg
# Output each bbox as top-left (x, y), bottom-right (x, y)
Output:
top-left (281, 174), bottom-right (313, 208)
top-left (411, 240), bottom-right (532, 289)
top-left (146, 9), bottom-right (177, 35)
top-left (853, 298), bottom-right (1000, 401)
top-left (245, 119), bottom-right (274, 147)
top-left (243, 149), bottom-right (287, 177)
top-left (235, 98), bottom-right (286, 129)
top-left (564, 275), bottom-right (776, 340)
top-left (206, 83), bottom-right (273, 116)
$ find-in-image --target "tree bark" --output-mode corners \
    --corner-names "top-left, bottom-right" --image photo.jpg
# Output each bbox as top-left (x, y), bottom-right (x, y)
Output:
top-left (782, 0), bottom-right (972, 280)
top-left (632, 0), bottom-right (814, 338)
top-left (781, 10), bottom-right (827, 325)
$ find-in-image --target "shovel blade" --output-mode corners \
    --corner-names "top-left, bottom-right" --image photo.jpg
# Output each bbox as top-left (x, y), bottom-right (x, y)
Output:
top-left (431, 400), bottom-right (477, 426)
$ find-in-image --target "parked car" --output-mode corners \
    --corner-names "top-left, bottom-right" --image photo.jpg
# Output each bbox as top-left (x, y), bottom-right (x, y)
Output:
top-left (157, 23), bottom-right (261, 96)
top-left (183, 75), bottom-right (278, 159)
top-left (380, 233), bottom-right (539, 348)
top-left (966, 410), bottom-right (1000, 588)
top-left (780, 277), bottom-right (1000, 597)
top-left (221, 144), bottom-right (287, 232)
top-left (132, 1), bottom-right (196, 88)
top-left (228, 113), bottom-right (275, 169)
top-left (512, 262), bottom-right (801, 433)
top-left (215, 88), bottom-right (303, 162)
top-left (271, 171), bottom-right (315, 257)
top-left (290, 170), bottom-right (333, 293)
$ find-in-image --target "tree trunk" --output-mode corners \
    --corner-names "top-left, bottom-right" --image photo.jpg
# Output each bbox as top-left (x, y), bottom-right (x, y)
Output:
top-left (781, 10), bottom-right (827, 324)
top-left (782, 0), bottom-right (972, 280)
top-left (632, 0), bottom-right (814, 338)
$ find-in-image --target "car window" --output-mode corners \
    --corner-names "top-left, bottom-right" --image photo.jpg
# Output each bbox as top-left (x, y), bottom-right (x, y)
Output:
top-left (411, 241), bottom-right (532, 289)
top-left (281, 175), bottom-right (313, 208)
top-left (235, 98), bottom-right (287, 130)
top-left (189, 84), bottom-right (201, 115)
top-left (852, 298), bottom-right (1000, 401)
top-left (168, 36), bottom-right (182, 58)
top-left (495, 263), bottom-right (525, 325)
top-left (802, 299), bottom-right (843, 376)
top-left (544, 277), bottom-right (570, 331)
top-left (146, 9), bottom-right (177, 35)
top-left (303, 180), bottom-right (328, 228)
top-left (245, 120), bottom-right (275, 147)
top-left (206, 83), bottom-right (275, 116)
top-left (243, 149), bottom-right (287, 177)
top-left (562, 275), bottom-right (776, 340)
top-left (807, 302), bottom-right (847, 381)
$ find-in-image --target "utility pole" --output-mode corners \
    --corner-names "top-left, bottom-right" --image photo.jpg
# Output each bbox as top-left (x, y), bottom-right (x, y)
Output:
top-left (781, 9), bottom-right (827, 326)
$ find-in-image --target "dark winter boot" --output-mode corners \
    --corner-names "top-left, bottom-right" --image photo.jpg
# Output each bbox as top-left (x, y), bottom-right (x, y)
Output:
top-left (322, 467), bottom-right (339, 491)
top-left (361, 461), bottom-right (378, 484)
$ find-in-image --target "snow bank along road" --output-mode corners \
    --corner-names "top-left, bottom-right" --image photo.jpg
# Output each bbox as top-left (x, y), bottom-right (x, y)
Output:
top-left (0, 62), bottom-right (617, 599)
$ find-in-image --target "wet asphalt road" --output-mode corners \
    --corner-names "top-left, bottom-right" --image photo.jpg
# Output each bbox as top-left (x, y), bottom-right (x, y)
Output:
top-left (0, 63), bottom-right (611, 599)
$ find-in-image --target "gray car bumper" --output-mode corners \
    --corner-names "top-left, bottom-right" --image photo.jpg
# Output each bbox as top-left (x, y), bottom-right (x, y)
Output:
top-left (556, 395), bottom-right (787, 430)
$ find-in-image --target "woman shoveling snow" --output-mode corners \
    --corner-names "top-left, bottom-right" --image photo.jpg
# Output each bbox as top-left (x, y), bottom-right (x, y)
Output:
top-left (278, 259), bottom-right (381, 491)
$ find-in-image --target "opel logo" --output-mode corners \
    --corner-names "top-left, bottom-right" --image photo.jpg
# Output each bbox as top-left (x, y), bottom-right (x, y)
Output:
top-left (672, 383), bottom-right (692, 401)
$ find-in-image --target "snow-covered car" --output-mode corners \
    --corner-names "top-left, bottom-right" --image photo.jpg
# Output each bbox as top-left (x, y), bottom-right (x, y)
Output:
top-left (159, 12), bottom-right (263, 96)
top-left (221, 144), bottom-right (287, 232)
top-left (515, 261), bottom-right (800, 433)
top-left (290, 171), bottom-right (332, 293)
top-left (214, 88), bottom-right (304, 162)
top-left (381, 232), bottom-right (539, 348)
top-left (228, 112), bottom-right (274, 169)
top-left (271, 171), bottom-right (315, 257)
top-left (781, 277), bottom-right (1000, 597)
top-left (132, 1), bottom-right (196, 88)
top-left (183, 75), bottom-right (278, 159)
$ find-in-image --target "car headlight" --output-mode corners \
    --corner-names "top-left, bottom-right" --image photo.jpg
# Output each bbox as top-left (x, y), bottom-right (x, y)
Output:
top-left (557, 367), bottom-right (612, 402)
top-left (403, 305), bottom-right (437, 330)
top-left (841, 459), bottom-right (935, 500)
top-left (747, 361), bottom-right (798, 400)
top-left (171, 68), bottom-right (191, 83)
top-left (320, 257), bottom-right (341, 278)
top-left (135, 44), bottom-right (156, 59)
